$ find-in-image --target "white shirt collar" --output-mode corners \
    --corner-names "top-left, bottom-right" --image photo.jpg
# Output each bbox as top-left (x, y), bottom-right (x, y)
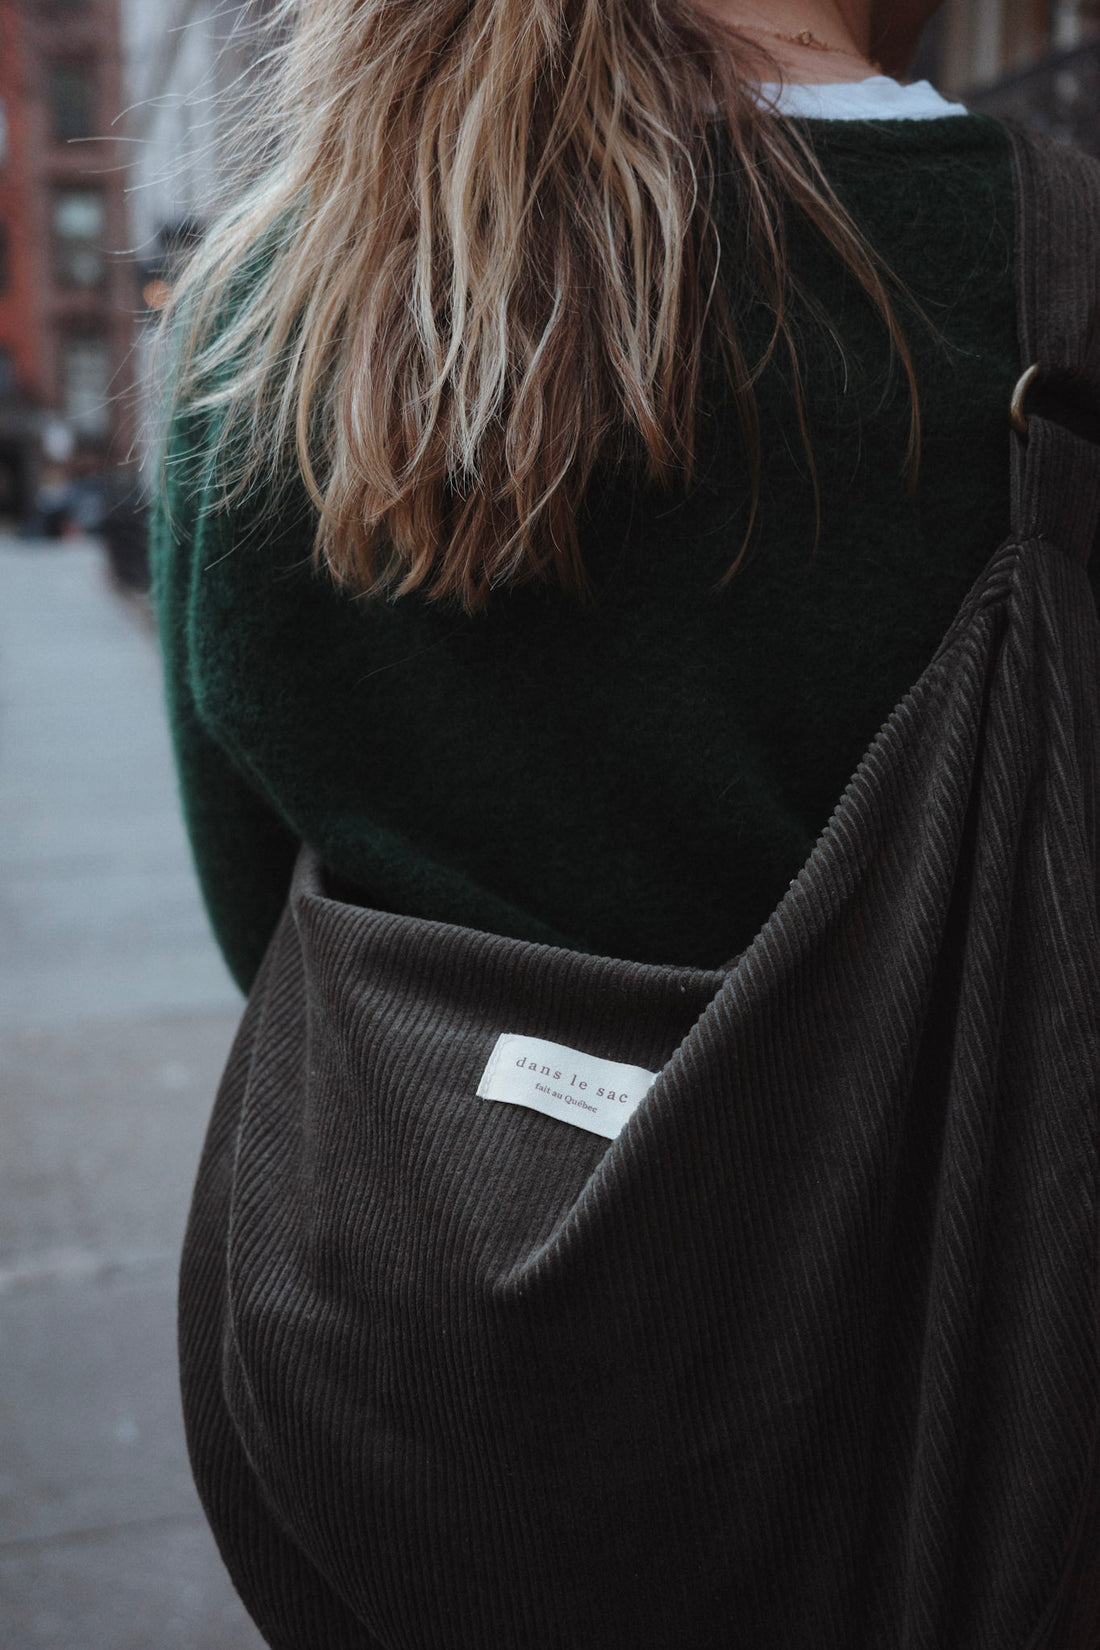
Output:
top-left (753, 75), bottom-right (969, 120)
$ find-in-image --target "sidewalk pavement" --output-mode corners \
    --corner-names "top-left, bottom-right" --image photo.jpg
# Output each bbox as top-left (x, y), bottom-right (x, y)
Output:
top-left (0, 534), bottom-right (266, 1647)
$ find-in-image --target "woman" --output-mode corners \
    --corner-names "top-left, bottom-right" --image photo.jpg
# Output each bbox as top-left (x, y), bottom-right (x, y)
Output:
top-left (152, 0), bottom-right (1100, 1644)
top-left (151, 0), bottom-right (1026, 997)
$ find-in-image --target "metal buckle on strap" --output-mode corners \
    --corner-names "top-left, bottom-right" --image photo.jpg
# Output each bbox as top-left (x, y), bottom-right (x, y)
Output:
top-left (1010, 363), bottom-right (1041, 437)
top-left (1010, 360), bottom-right (1100, 444)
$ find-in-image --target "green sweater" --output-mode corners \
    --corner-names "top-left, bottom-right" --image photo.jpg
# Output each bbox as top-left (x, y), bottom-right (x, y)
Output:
top-left (151, 113), bottom-right (1096, 998)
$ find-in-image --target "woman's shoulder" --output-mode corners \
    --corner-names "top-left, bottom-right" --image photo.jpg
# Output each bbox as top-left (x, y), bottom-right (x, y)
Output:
top-left (757, 76), bottom-right (1099, 206)
top-left (735, 75), bottom-right (1020, 184)
top-left (704, 77), bottom-right (1018, 223)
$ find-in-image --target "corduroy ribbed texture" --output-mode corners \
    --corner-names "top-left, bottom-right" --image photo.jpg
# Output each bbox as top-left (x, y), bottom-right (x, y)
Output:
top-left (178, 127), bottom-right (1100, 1649)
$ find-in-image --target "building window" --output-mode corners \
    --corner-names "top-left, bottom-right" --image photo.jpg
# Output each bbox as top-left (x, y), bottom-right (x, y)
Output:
top-left (0, 96), bottom-right (8, 168)
top-left (0, 221), bottom-right (8, 292)
top-left (0, 347), bottom-right (15, 401)
top-left (60, 334), bottom-right (111, 439)
top-left (48, 61), bottom-right (95, 144)
top-left (53, 189), bottom-right (106, 287)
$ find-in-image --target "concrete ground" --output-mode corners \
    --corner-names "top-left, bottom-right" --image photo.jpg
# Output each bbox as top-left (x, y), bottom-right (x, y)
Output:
top-left (0, 534), bottom-right (266, 1647)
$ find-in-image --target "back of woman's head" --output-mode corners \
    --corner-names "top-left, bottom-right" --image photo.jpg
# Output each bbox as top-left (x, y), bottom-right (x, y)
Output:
top-left (157, 0), bottom-right (920, 613)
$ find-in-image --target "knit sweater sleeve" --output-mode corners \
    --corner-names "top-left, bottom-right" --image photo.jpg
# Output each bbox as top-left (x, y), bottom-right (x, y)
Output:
top-left (149, 393), bottom-right (301, 997)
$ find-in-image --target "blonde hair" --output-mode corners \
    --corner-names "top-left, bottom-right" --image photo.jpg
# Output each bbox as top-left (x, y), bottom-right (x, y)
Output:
top-left (157, 0), bottom-right (921, 614)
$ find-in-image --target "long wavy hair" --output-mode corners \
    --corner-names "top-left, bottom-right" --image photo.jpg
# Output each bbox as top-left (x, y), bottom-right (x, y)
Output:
top-left (155, 0), bottom-right (921, 613)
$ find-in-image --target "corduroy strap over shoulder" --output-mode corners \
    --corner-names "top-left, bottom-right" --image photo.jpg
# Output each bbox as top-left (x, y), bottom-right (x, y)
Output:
top-left (1009, 125), bottom-right (1100, 555)
top-left (178, 129), bottom-right (1100, 1650)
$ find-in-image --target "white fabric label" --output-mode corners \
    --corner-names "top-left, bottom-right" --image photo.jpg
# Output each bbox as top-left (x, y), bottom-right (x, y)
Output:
top-left (475, 1033), bottom-right (658, 1140)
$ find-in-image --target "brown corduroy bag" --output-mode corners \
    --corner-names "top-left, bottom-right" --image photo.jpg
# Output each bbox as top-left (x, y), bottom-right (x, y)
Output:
top-left (178, 126), bottom-right (1100, 1650)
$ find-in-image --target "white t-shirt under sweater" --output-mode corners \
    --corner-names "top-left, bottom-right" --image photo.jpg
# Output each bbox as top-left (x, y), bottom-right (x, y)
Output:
top-left (757, 75), bottom-right (968, 120)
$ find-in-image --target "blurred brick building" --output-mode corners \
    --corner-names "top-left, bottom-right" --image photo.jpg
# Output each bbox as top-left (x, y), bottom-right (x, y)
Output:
top-left (0, 0), bottom-right (136, 523)
top-left (120, 0), bottom-right (278, 492)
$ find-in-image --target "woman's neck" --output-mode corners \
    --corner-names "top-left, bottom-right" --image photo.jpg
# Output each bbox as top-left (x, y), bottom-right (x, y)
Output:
top-left (697, 0), bottom-right (881, 83)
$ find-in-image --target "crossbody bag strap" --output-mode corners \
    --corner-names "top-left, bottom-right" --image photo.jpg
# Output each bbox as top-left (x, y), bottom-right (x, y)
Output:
top-left (1008, 123), bottom-right (1100, 562)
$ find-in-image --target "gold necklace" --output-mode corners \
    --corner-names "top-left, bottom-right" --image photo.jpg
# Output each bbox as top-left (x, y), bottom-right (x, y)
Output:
top-left (747, 25), bottom-right (882, 72)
